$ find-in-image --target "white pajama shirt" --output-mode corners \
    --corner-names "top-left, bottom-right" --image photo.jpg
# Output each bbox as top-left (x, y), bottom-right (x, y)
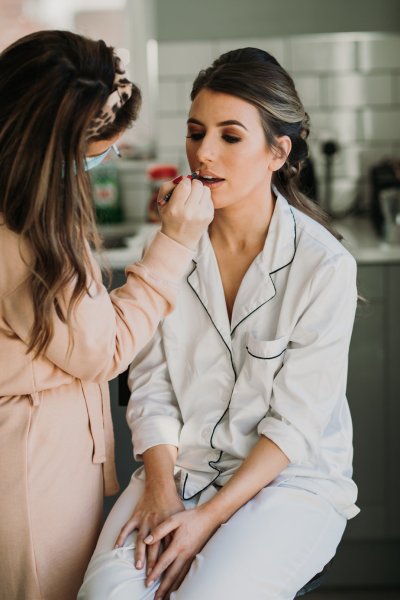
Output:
top-left (127, 191), bottom-right (359, 519)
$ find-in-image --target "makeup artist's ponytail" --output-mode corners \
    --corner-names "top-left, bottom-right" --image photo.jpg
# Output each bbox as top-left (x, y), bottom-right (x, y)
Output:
top-left (191, 47), bottom-right (341, 241)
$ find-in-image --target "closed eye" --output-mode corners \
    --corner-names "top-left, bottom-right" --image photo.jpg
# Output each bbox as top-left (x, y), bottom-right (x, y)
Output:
top-left (186, 131), bottom-right (204, 141)
top-left (223, 134), bottom-right (240, 144)
top-left (186, 132), bottom-right (241, 144)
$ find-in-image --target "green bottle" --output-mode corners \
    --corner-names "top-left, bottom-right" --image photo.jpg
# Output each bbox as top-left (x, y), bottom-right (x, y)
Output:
top-left (91, 164), bottom-right (122, 224)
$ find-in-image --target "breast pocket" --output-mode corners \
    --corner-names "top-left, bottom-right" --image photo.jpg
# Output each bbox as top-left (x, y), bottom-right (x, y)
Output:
top-left (246, 333), bottom-right (289, 362)
top-left (231, 334), bottom-right (290, 433)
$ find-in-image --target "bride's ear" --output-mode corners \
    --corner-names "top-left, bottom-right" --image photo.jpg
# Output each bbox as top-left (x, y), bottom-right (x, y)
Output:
top-left (269, 136), bottom-right (292, 172)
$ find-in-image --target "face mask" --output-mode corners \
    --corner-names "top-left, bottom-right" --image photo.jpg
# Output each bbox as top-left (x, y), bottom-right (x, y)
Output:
top-left (84, 147), bottom-right (112, 171)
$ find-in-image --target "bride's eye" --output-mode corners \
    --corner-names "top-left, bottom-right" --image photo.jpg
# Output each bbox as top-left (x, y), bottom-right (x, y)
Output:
top-left (186, 131), bottom-right (205, 141)
top-left (223, 134), bottom-right (241, 144)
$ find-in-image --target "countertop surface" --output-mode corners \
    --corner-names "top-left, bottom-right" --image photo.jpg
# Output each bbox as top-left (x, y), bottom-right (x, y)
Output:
top-left (333, 217), bottom-right (400, 265)
top-left (99, 217), bottom-right (400, 270)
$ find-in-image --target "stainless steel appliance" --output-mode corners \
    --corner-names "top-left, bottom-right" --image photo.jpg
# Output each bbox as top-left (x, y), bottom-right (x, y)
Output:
top-left (371, 160), bottom-right (400, 240)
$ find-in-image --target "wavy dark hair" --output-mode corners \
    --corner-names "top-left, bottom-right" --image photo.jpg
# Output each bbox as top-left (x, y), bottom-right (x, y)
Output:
top-left (191, 47), bottom-right (341, 240)
top-left (0, 30), bottom-right (141, 356)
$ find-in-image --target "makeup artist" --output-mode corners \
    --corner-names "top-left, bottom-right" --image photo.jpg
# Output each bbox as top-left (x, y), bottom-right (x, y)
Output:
top-left (0, 30), bottom-right (213, 600)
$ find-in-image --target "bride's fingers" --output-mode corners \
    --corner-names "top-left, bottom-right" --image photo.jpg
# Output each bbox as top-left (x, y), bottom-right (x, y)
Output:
top-left (135, 523), bottom-right (152, 569)
top-left (146, 540), bottom-right (160, 576)
top-left (115, 515), bottom-right (138, 549)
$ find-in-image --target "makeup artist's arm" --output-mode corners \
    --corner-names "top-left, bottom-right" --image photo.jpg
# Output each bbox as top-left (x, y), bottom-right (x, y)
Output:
top-left (115, 445), bottom-right (184, 573)
top-left (144, 436), bottom-right (289, 599)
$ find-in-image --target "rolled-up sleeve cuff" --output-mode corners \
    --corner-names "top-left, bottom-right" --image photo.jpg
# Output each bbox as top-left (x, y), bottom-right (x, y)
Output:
top-left (257, 416), bottom-right (309, 464)
top-left (132, 416), bottom-right (182, 460)
top-left (128, 232), bottom-right (195, 284)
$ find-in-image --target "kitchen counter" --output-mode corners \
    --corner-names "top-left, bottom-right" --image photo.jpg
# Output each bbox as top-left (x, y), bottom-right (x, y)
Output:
top-left (99, 217), bottom-right (400, 270)
top-left (333, 217), bottom-right (400, 264)
top-left (98, 222), bottom-right (159, 269)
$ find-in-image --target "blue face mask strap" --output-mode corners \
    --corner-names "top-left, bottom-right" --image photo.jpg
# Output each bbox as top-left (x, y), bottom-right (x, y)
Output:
top-left (84, 146), bottom-right (112, 171)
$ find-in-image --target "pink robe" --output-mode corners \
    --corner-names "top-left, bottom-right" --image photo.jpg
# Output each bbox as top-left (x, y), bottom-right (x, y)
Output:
top-left (0, 222), bottom-right (193, 600)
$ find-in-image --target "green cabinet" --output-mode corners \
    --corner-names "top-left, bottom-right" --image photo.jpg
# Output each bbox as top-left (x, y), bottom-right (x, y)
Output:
top-left (346, 266), bottom-right (386, 540)
top-left (388, 265), bottom-right (400, 541)
top-left (328, 264), bottom-right (400, 587)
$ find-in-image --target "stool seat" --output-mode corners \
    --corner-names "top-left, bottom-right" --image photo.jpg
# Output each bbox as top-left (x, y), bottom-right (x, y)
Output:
top-left (295, 558), bottom-right (334, 597)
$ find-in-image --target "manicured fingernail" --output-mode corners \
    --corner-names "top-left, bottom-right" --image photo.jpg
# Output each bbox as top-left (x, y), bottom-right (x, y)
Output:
top-left (144, 535), bottom-right (153, 543)
top-left (172, 175), bottom-right (183, 184)
top-left (135, 560), bottom-right (142, 569)
top-left (147, 579), bottom-right (154, 587)
top-left (157, 199), bottom-right (166, 206)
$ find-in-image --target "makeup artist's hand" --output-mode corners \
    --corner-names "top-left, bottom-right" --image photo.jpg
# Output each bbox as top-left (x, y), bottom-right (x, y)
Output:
top-left (158, 176), bottom-right (214, 250)
top-left (144, 504), bottom-right (219, 600)
top-left (114, 483), bottom-right (185, 576)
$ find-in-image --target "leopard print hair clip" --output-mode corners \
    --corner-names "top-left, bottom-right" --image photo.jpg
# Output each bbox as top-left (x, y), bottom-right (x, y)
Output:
top-left (87, 53), bottom-right (133, 138)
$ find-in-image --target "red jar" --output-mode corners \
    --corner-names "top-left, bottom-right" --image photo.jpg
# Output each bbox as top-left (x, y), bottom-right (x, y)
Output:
top-left (147, 164), bottom-right (178, 222)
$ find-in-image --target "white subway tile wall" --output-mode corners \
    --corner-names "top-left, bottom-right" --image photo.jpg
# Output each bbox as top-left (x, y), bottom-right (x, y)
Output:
top-left (358, 36), bottom-right (400, 71)
top-left (158, 42), bottom-right (215, 77)
top-left (287, 38), bottom-right (356, 73)
top-left (294, 76), bottom-right (321, 109)
top-left (158, 115), bottom-right (187, 150)
top-left (363, 108), bottom-right (400, 141)
top-left (321, 73), bottom-right (392, 108)
top-left (309, 110), bottom-right (362, 143)
top-left (393, 73), bottom-right (400, 103)
top-left (214, 38), bottom-right (286, 65)
top-left (156, 33), bottom-right (400, 212)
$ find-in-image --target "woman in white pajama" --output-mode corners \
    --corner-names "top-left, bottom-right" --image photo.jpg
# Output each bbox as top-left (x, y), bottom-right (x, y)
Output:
top-left (79, 47), bottom-right (359, 600)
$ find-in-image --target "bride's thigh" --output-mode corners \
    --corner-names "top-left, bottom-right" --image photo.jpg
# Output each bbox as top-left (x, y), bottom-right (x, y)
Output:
top-left (171, 486), bottom-right (346, 600)
top-left (94, 474), bottom-right (146, 554)
top-left (77, 474), bottom-right (161, 600)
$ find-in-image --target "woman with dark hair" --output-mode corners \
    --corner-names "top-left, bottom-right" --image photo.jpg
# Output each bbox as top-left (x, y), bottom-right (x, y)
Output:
top-left (79, 48), bottom-right (359, 600)
top-left (0, 30), bottom-right (213, 600)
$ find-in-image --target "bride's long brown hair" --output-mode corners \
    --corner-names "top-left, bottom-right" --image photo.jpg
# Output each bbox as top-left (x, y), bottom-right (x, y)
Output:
top-left (0, 30), bottom-right (141, 356)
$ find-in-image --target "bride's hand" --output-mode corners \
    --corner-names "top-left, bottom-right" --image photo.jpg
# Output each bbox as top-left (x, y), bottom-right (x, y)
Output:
top-left (114, 482), bottom-right (185, 576)
top-left (143, 504), bottom-right (219, 600)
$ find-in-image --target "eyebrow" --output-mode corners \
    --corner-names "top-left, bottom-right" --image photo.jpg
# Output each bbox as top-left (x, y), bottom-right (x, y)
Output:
top-left (187, 118), bottom-right (248, 131)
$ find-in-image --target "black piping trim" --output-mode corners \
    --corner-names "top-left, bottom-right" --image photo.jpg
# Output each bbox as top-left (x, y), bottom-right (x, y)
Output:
top-left (184, 262), bottom-right (238, 500)
top-left (183, 210), bottom-right (296, 501)
top-left (269, 207), bottom-right (297, 276)
top-left (230, 208), bottom-right (297, 337)
top-left (186, 261), bottom-right (237, 380)
top-left (245, 346), bottom-right (287, 360)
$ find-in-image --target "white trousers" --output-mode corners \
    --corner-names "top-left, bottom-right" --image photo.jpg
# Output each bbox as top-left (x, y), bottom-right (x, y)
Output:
top-left (78, 473), bottom-right (346, 600)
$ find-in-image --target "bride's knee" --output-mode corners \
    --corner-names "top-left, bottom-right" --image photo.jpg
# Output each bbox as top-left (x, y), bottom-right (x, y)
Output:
top-left (77, 546), bottom-right (158, 600)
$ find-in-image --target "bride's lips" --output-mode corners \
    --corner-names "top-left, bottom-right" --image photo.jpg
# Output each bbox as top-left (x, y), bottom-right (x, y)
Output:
top-left (197, 172), bottom-right (225, 188)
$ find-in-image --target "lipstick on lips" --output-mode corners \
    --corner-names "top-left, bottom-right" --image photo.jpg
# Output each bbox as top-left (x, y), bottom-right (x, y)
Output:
top-left (197, 172), bottom-right (225, 187)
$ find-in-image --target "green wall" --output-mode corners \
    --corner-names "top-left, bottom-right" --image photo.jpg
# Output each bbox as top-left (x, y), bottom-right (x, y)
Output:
top-left (156, 0), bottom-right (400, 41)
